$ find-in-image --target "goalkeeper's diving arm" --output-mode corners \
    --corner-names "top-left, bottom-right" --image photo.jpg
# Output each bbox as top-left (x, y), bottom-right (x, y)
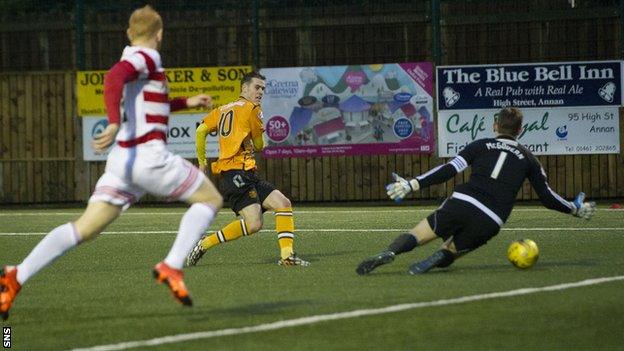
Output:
top-left (410, 155), bottom-right (469, 189)
top-left (386, 156), bottom-right (467, 202)
top-left (527, 160), bottom-right (596, 219)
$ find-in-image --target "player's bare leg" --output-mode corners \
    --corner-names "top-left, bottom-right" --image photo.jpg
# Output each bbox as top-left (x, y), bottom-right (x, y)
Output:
top-left (1, 201), bottom-right (121, 320)
top-left (74, 201), bottom-right (123, 240)
top-left (263, 190), bottom-right (309, 266)
top-left (154, 179), bottom-right (222, 306)
top-left (357, 218), bottom-right (438, 275)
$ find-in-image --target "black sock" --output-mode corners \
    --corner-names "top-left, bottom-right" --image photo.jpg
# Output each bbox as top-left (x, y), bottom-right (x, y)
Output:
top-left (409, 249), bottom-right (455, 274)
top-left (434, 249), bottom-right (455, 268)
top-left (388, 233), bottom-right (419, 255)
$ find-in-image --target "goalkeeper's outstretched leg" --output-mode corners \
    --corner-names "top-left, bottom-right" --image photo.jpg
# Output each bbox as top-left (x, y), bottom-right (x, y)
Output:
top-left (356, 219), bottom-right (438, 275)
top-left (356, 251), bottom-right (395, 275)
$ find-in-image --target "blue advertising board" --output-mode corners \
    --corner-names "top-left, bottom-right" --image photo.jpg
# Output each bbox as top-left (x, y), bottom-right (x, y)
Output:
top-left (437, 61), bottom-right (622, 110)
top-left (435, 60), bottom-right (623, 157)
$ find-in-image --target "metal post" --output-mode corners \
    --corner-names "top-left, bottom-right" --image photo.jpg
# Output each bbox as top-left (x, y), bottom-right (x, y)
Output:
top-left (75, 0), bottom-right (85, 70)
top-left (431, 0), bottom-right (441, 65)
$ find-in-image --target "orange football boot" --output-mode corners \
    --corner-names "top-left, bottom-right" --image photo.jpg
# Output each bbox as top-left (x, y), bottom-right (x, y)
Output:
top-left (152, 262), bottom-right (192, 306)
top-left (1, 266), bottom-right (21, 321)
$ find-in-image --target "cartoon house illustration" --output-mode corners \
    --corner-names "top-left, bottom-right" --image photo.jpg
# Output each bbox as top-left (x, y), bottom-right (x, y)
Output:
top-left (417, 106), bottom-right (432, 139)
top-left (418, 105), bottom-right (431, 122)
top-left (399, 103), bottom-right (417, 119)
top-left (388, 100), bottom-right (417, 123)
top-left (298, 95), bottom-right (323, 111)
top-left (313, 117), bottom-right (346, 145)
top-left (310, 107), bottom-right (342, 126)
top-left (288, 106), bottom-right (314, 145)
top-left (322, 94), bottom-right (340, 108)
top-left (339, 95), bottom-right (371, 130)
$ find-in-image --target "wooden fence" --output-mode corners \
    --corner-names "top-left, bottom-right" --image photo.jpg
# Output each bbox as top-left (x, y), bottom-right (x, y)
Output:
top-left (1, 72), bottom-right (623, 204)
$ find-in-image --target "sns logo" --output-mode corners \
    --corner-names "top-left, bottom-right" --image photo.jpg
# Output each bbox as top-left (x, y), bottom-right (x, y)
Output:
top-left (556, 125), bottom-right (568, 140)
top-left (3, 326), bottom-right (10, 348)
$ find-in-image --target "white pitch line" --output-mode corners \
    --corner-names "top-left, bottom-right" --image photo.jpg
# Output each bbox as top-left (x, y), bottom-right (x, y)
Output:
top-left (1, 208), bottom-right (623, 216)
top-left (1, 227), bottom-right (623, 236)
top-left (69, 275), bottom-right (624, 351)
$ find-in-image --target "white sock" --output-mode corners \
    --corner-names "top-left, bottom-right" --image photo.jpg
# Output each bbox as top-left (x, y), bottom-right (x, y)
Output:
top-left (164, 203), bottom-right (217, 269)
top-left (16, 222), bottom-right (80, 285)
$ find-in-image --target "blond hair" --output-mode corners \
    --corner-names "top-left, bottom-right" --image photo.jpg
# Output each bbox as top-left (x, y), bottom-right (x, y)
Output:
top-left (127, 5), bottom-right (162, 42)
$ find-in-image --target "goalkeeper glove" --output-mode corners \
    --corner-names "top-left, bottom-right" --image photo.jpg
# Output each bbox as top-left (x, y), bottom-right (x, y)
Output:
top-left (386, 172), bottom-right (420, 203)
top-left (571, 192), bottom-right (596, 220)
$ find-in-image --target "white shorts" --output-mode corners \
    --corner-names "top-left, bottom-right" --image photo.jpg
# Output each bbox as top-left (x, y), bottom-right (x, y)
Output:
top-left (89, 141), bottom-right (206, 209)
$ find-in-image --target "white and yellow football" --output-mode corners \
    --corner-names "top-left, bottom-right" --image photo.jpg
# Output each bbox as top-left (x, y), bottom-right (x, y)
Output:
top-left (507, 239), bottom-right (539, 269)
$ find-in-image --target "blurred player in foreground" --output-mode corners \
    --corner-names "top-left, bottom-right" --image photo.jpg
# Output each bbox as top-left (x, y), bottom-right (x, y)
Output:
top-left (187, 71), bottom-right (309, 267)
top-left (357, 107), bottom-right (596, 275)
top-left (1, 5), bottom-right (223, 320)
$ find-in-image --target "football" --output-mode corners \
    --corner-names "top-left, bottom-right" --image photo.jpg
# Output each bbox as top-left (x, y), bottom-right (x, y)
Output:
top-left (507, 239), bottom-right (539, 269)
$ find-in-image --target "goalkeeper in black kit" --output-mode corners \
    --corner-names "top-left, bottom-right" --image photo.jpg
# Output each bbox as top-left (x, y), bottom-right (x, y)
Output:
top-left (356, 107), bottom-right (597, 275)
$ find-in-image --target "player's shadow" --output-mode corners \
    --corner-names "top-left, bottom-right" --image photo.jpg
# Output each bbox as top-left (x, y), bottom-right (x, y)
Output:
top-left (305, 250), bottom-right (358, 259)
top-left (358, 258), bottom-right (599, 276)
top-left (357, 269), bottom-right (420, 277)
top-left (19, 309), bottom-right (205, 326)
top-left (459, 258), bottom-right (599, 272)
top-left (260, 250), bottom-right (357, 264)
top-left (188, 299), bottom-right (315, 320)
top-left (536, 259), bottom-right (599, 267)
top-left (37, 299), bottom-right (315, 325)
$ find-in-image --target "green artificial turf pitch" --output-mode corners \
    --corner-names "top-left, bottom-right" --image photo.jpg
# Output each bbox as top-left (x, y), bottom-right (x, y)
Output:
top-left (0, 204), bottom-right (622, 350)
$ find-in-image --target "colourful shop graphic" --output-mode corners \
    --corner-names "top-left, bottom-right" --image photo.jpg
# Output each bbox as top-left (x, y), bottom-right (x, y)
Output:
top-left (261, 63), bottom-right (435, 158)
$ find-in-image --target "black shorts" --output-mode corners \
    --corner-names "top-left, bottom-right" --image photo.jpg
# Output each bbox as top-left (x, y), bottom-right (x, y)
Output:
top-left (218, 169), bottom-right (277, 215)
top-left (426, 198), bottom-right (501, 253)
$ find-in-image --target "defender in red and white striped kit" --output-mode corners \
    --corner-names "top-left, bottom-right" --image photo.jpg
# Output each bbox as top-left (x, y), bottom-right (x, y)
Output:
top-left (1, 5), bottom-right (223, 320)
top-left (92, 43), bottom-right (205, 206)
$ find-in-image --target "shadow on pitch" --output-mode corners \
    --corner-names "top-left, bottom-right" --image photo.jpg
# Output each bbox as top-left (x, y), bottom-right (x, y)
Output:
top-left (360, 258), bottom-right (599, 276)
top-left (354, 268), bottom-right (424, 277)
top-left (434, 259), bottom-right (599, 274)
top-left (187, 299), bottom-right (315, 321)
top-left (22, 299), bottom-right (315, 325)
top-left (536, 259), bottom-right (599, 267)
top-left (259, 250), bottom-right (358, 264)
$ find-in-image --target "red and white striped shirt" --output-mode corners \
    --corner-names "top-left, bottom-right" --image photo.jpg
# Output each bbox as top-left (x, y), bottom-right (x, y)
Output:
top-left (103, 46), bottom-right (187, 148)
